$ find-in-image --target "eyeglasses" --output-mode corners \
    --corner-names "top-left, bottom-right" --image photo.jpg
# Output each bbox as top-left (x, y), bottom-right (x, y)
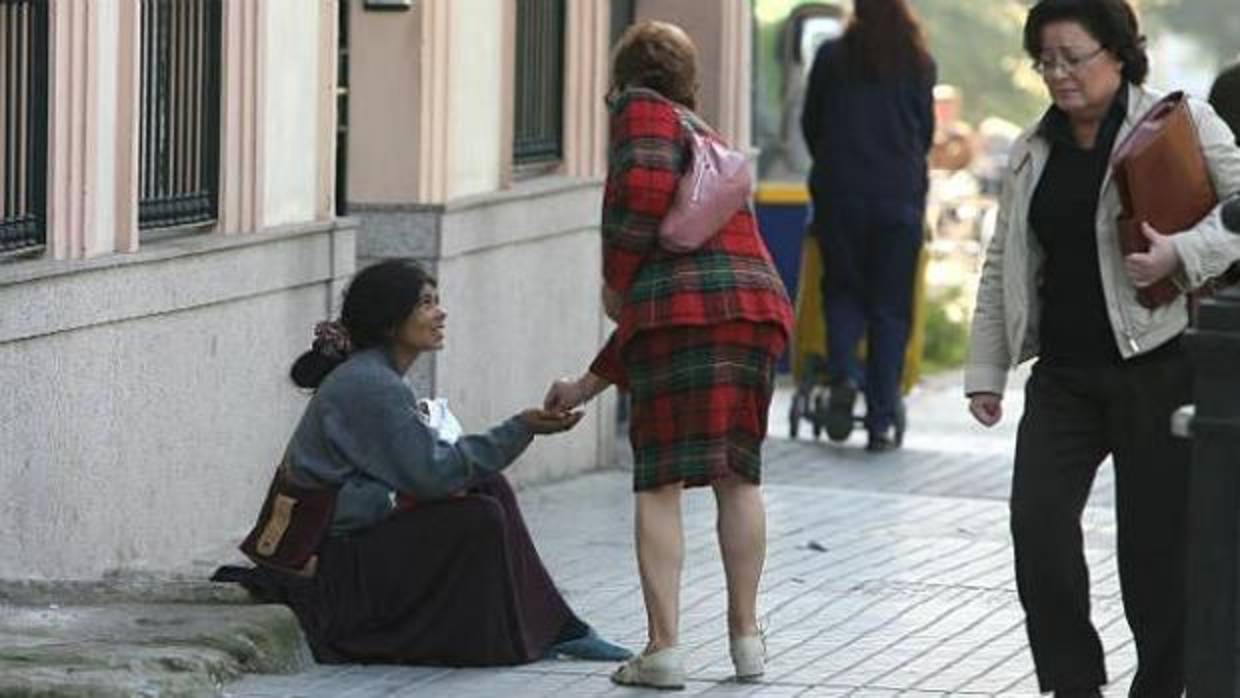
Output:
top-left (1033, 46), bottom-right (1106, 76)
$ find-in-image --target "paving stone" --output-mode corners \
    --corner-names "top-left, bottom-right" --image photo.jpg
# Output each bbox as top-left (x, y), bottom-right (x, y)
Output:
top-left (227, 375), bottom-right (1142, 697)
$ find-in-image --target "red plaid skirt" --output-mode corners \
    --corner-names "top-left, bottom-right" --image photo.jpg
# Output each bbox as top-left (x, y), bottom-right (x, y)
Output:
top-left (624, 321), bottom-right (785, 491)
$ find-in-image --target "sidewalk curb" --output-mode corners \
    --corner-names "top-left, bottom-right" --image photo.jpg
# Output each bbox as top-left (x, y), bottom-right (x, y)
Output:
top-left (0, 578), bottom-right (308, 697)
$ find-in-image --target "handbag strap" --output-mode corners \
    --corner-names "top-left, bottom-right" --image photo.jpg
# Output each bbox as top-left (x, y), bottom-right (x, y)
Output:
top-left (618, 86), bottom-right (722, 140)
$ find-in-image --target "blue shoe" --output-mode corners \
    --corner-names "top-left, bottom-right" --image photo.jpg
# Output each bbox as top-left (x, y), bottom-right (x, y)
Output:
top-left (551, 627), bottom-right (633, 661)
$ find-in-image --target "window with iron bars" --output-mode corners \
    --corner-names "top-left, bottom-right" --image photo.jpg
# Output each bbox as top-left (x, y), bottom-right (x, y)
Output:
top-left (139, 0), bottom-right (222, 231)
top-left (513, 0), bottom-right (565, 165)
top-left (1, 0), bottom-right (49, 255)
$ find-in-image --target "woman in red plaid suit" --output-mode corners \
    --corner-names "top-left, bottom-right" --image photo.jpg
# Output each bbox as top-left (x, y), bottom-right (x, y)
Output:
top-left (544, 21), bottom-right (794, 690)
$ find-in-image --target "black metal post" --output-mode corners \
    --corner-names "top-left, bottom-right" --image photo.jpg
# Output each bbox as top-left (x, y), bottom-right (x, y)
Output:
top-left (1185, 284), bottom-right (1240, 697)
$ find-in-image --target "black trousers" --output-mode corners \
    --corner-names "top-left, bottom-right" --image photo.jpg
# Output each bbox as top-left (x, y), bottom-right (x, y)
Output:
top-left (814, 200), bottom-right (923, 434)
top-left (1011, 348), bottom-right (1191, 697)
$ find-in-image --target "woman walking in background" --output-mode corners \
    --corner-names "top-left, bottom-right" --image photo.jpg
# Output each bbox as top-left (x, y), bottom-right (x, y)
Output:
top-left (800, 0), bottom-right (936, 451)
top-left (965, 1), bottom-right (1240, 695)
top-left (544, 21), bottom-right (794, 690)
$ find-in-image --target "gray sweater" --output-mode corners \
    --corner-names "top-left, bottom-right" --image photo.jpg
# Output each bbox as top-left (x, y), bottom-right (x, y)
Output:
top-left (286, 347), bottom-right (534, 533)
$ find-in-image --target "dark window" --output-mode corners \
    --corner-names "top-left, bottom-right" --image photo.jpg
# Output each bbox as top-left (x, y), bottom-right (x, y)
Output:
top-left (139, 0), bottom-right (222, 231)
top-left (513, 0), bottom-right (565, 165)
top-left (1, 0), bottom-right (49, 254)
top-left (610, 0), bottom-right (634, 49)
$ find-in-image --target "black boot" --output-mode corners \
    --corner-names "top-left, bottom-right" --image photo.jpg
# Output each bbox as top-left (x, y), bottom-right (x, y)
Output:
top-left (825, 380), bottom-right (857, 442)
top-left (866, 427), bottom-right (900, 452)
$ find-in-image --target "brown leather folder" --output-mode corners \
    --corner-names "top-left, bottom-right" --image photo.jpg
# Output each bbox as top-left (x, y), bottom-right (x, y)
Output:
top-left (1111, 91), bottom-right (1218, 308)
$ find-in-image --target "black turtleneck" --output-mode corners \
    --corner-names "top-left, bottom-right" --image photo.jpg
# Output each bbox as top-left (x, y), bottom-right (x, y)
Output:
top-left (1028, 88), bottom-right (1128, 366)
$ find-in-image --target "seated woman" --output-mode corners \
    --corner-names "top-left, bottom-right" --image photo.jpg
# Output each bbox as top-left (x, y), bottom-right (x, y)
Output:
top-left (220, 259), bottom-right (629, 667)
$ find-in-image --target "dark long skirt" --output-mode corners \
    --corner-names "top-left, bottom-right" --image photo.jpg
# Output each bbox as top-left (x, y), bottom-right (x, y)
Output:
top-left (277, 474), bottom-right (577, 666)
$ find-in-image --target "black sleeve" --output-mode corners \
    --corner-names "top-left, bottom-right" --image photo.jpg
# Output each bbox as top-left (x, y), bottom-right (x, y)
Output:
top-left (919, 59), bottom-right (938, 153)
top-left (801, 42), bottom-right (834, 157)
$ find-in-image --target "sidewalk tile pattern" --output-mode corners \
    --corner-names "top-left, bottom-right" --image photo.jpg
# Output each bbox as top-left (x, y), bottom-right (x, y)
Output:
top-left (227, 377), bottom-right (1137, 697)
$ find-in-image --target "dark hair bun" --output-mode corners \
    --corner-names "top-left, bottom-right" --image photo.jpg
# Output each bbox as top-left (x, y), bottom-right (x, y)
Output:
top-left (290, 349), bottom-right (346, 389)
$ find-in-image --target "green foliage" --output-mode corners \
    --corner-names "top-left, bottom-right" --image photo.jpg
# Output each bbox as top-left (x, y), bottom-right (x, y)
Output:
top-left (1141, 0), bottom-right (1240, 70)
top-left (752, 0), bottom-right (1237, 138)
top-left (910, 0), bottom-right (1047, 126)
top-left (751, 0), bottom-right (1048, 139)
top-left (921, 286), bottom-right (970, 375)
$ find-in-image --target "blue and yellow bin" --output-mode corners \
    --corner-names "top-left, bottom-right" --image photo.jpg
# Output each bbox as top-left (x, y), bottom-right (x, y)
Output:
top-left (754, 182), bottom-right (927, 393)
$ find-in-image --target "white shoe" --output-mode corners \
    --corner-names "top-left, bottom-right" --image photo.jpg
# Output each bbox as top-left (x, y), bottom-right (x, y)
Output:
top-left (610, 646), bottom-right (686, 690)
top-left (729, 633), bottom-right (765, 681)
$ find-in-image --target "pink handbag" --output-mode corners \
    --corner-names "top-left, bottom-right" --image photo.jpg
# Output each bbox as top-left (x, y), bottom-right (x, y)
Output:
top-left (658, 122), bottom-right (753, 253)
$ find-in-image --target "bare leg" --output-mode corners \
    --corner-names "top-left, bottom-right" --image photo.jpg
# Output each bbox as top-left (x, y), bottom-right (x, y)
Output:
top-left (712, 477), bottom-right (766, 637)
top-left (635, 483), bottom-right (684, 652)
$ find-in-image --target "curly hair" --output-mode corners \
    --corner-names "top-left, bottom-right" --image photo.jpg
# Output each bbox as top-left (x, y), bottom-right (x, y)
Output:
top-left (1023, 0), bottom-right (1149, 85)
top-left (610, 20), bottom-right (698, 110)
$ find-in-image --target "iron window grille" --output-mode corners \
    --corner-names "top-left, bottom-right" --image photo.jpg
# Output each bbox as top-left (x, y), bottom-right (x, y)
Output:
top-left (513, 0), bottom-right (565, 165)
top-left (1, 0), bottom-right (49, 254)
top-left (139, 0), bottom-right (222, 231)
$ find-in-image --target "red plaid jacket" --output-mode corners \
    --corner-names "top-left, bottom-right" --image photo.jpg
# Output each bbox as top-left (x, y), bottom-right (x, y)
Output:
top-left (590, 90), bottom-right (794, 387)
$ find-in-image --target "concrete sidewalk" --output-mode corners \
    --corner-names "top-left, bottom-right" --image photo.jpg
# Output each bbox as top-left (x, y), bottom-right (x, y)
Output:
top-left (219, 370), bottom-right (1135, 698)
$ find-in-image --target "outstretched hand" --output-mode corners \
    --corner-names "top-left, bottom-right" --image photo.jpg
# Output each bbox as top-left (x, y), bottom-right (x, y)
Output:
top-left (545, 377), bottom-right (588, 413)
top-left (518, 408), bottom-right (584, 435)
top-left (544, 372), bottom-right (610, 415)
top-left (1124, 222), bottom-right (1181, 288)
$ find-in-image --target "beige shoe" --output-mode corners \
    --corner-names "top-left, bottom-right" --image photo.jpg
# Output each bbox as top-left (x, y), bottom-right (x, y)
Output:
top-left (610, 646), bottom-right (686, 690)
top-left (729, 633), bottom-right (765, 681)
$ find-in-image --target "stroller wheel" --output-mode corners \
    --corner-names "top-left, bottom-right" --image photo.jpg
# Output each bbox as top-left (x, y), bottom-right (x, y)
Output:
top-left (811, 393), bottom-right (825, 439)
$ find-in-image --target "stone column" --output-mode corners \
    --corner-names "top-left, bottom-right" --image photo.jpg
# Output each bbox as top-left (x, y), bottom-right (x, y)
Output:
top-left (218, 0), bottom-right (267, 235)
top-left (47, 0), bottom-right (129, 258)
top-left (563, 0), bottom-right (610, 179)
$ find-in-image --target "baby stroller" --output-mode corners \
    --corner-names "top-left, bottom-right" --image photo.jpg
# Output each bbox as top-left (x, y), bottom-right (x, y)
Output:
top-left (787, 228), bottom-right (928, 444)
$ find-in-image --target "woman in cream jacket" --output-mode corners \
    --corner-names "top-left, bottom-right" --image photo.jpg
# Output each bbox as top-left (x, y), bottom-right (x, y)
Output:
top-left (964, 1), bottom-right (1240, 696)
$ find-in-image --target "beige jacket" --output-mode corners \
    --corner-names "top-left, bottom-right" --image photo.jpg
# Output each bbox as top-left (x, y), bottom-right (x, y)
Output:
top-left (965, 83), bottom-right (1240, 397)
